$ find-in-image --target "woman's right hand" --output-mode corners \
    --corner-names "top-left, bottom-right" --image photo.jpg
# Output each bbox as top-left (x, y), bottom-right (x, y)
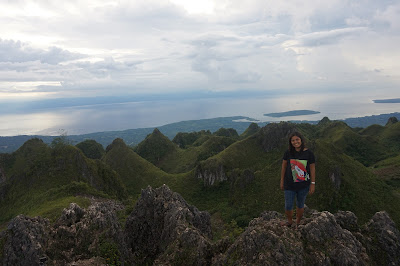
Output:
top-left (280, 179), bottom-right (284, 190)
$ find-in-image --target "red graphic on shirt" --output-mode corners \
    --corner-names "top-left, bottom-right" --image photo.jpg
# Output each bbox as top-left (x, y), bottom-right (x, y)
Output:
top-left (290, 159), bottom-right (309, 182)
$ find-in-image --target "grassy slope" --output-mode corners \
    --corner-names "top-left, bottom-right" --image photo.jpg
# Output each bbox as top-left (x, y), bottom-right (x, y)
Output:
top-left (0, 139), bottom-right (126, 224)
top-left (372, 154), bottom-right (400, 189)
top-left (158, 136), bottom-right (237, 173)
top-left (102, 138), bottom-right (204, 201)
top-left (380, 122), bottom-right (400, 152)
top-left (134, 128), bottom-right (178, 166)
top-left (316, 121), bottom-right (389, 166)
top-left (188, 122), bottom-right (400, 227)
top-left (2, 120), bottom-right (400, 232)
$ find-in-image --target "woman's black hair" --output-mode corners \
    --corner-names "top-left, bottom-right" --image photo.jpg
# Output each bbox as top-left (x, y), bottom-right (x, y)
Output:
top-left (288, 131), bottom-right (306, 155)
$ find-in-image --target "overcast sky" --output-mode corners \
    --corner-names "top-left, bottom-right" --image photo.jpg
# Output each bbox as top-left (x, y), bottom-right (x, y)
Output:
top-left (1, 0), bottom-right (400, 104)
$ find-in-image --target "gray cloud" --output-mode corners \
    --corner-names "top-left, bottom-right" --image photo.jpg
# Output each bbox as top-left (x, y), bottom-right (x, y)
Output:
top-left (0, 0), bottom-right (399, 98)
top-left (295, 27), bottom-right (368, 47)
top-left (0, 39), bottom-right (86, 64)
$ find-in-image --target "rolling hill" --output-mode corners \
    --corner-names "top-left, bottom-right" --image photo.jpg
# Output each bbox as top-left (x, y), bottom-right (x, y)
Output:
top-left (1, 116), bottom-right (400, 232)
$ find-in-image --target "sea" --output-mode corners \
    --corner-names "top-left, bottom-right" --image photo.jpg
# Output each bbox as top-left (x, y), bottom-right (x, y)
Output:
top-left (1, 92), bottom-right (399, 136)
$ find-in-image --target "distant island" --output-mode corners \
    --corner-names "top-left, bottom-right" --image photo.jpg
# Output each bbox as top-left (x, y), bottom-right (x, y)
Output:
top-left (373, 98), bottom-right (400, 103)
top-left (264, 110), bottom-right (320, 117)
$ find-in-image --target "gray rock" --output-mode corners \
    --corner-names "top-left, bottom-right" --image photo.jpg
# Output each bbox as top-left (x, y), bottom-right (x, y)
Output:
top-left (300, 211), bottom-right (369, 265)
top-left (362, 211), bottom-right (400, 265)
top-left (2, 187), bottom-right (400, 266)
top-left (0, 199), bottom-right (127, 265)
top-left (214, 212), bottom-right (304, 265)
top-left (195, 159), bottom-right (227, 186)
top-left (48, 200), bottom-right (126, 265)
top-left (334, 210), bottom-right (359, 232)
top-left (2, 215), bottom-right (49, 266)
top-left (124, 184), bottom-right (213, 265)
top-left (329, 166), bottom-right (342, 190)
top-left (215, 210), bottom-right (371, 265)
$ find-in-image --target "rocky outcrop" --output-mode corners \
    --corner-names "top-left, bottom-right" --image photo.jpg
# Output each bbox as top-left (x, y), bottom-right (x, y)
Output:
top-left (214, 210), bottom-right (371, 265)
top-left (1, 186), bottom-right (400, 266)
top-left (362, 211), bottom-right (400, 265)
top-left (195, 159), bottom-right (227, 186)
top-left (386, 116), bottom-right (398, 126)
top-left (47, 200), bottom-right (127, 265)
top-left (2, 215), bottom-right (49, 266)
top-left (329, 166), bottom-right (342, 190)
top-left (1, 199), bottom-right (126, 266)
top-left (125, 185), bottom-right (213, 265)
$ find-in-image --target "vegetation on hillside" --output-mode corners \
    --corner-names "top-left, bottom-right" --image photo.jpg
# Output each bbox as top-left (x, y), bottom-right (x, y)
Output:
top-left (1, 116), bottom-right (400, 236)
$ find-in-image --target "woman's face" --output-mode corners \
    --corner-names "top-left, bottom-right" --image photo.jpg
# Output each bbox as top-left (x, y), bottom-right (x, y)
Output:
top-left (291, 136), bottom-right (302, 150)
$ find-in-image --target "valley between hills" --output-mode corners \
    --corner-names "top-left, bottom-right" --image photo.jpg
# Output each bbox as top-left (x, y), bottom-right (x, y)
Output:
top-left (1, 115), bottom-right (400, 265)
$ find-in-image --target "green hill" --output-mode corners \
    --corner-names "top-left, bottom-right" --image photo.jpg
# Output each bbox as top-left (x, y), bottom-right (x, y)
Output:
top-left (135, 128), bottom-right (239, 174)
top-left (315, 120), bottom-right (389, 166)
top-left (240, 122), bottom-right (260, 139)
top-left (159, 135), bottom-right (237, 174)
top-left (1, 118), bottom-right (400, 233)
top-left (134, 128), bottom-right (178, 166)
top-left (0, 138), bottom-right (126, 225)
top-left (76, 139), bottom-right (105, 159)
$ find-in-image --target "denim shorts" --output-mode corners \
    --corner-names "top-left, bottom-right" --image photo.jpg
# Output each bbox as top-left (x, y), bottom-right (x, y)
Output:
top-left (284, 186), bottom-right (310, 211)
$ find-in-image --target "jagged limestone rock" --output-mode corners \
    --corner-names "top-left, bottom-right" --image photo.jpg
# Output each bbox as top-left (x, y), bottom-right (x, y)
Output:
top-left (362, 211), bottom-right (400, 265)
top-left (124, 185), bottom-right (213, 265)
top-left (213, 211), bottom-right (304, 265)
top-left (301, 211), bottom-right (369, 265)
top-left (48, 200), bottom-right (127, 265)
top-left (2, 215), bottom-right (50, 266)
top-left (334, 210), bottom-right (359, 232)
top-left (329, 166), bottom-right (342, 190)
top-left (195, 159), bottom-right (227, 186)
top-left (2, 187), bottom-right (400, 266)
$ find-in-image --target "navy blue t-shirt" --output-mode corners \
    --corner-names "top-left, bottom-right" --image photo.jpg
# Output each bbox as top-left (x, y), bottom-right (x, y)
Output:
top-left (283, 149), bottom-right (315, 191)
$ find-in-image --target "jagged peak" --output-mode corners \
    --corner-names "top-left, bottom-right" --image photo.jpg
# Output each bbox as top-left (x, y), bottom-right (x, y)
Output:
top-left (16, 138), bottom-right (46, 153)
top-left (213, 127), bottom-right (239, 138)
top-left (248, 122), bottom-right (260, 130)
top-left (241, 122), bottom-right (260, 138)
top-left (318, 116), bottom-right (331, 125)
top-left (135, 128), bottom-right (176, 164)
top-left (106, 138), bottom-right (127, 152)
top-left (386, 116), bottom-right (398, 126)
top-left (152, 128), bottom-right (162, 135)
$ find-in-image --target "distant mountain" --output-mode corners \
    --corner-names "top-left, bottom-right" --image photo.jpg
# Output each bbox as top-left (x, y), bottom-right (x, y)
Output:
top-left (0, 116), bottom-right (259, 153)
top-left (1, 112), bottom-right (400, 154)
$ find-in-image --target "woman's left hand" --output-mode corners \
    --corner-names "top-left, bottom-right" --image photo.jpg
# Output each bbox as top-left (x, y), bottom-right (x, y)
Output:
top-left (309, 184), bottom-right (315, 195)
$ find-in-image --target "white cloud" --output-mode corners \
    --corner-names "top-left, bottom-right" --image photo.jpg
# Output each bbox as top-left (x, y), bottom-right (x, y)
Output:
top-left (0, 0), bottom-right (399, 100)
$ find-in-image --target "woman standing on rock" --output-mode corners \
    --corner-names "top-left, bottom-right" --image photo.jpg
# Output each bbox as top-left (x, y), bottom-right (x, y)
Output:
top-left (280, 131), bottom-right (315, 228)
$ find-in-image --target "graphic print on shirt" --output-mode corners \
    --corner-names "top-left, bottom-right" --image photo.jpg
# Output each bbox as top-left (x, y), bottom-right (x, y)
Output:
top-left (290, 159), bottom-right (309, 182)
